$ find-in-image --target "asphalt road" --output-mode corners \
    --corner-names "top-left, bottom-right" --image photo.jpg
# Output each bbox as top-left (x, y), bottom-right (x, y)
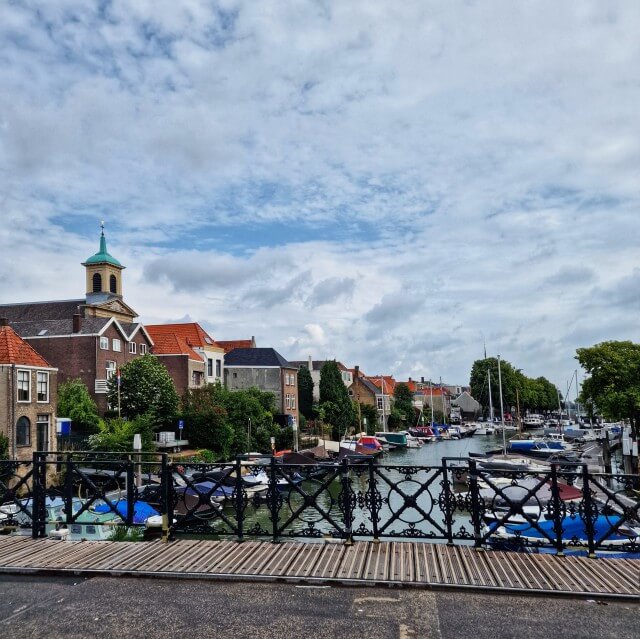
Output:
top-left (0, 574), bottom-right (637, 639)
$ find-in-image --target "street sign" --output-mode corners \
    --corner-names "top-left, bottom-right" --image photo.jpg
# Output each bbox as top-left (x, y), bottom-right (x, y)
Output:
top-left (178, 419), bottom-right (184, 430)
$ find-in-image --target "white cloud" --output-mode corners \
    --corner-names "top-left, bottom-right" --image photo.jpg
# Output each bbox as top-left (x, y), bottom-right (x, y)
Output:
top-left (1, 1), bottom-right (639, 387)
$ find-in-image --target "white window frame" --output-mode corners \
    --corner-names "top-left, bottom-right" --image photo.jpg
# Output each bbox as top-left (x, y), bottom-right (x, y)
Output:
top-left (36, 371), bottom-right (49, 403)
top-left (106, 360), bottom-right (117, 380)
top-left (216, 359), bottom-right (221, 378)
top-left (129, 342), bottom-right (137, 354)
top-left (291, 395), bottom-right (296, 410)
top-left (207, 358), bottom-right (213, 377)
top-left (285, 394), bottom-right (290, 409)
top-left (377, 397), bottom-right (383, 410)
top-left (17, 369), bottom-right (30, 403)
top-left (36, 414), bottom-right (50, 452)
top-left (291, 374), bottom-right (295, 387)
top-left (140, 344), bottom-right (147, 355)
top-left (99, 336), bottom-right (109, 350)
top-left (112, 338), bottom-right (121, 352)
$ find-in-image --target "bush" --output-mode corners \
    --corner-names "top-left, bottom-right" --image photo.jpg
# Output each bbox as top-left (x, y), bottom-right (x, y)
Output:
top-left (87, 414), bottom-right (155, 452)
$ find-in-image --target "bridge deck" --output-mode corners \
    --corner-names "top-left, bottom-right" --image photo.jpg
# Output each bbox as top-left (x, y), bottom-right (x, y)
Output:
top-left (0, 537), bottom-right (637, 599)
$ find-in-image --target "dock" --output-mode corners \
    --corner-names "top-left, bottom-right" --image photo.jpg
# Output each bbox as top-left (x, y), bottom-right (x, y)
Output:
top-left (0, 537), bottom-right (637, 600)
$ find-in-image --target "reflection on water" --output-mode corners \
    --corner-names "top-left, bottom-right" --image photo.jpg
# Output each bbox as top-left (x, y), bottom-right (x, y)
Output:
top-left (203, 434), bottom-right (513, 540)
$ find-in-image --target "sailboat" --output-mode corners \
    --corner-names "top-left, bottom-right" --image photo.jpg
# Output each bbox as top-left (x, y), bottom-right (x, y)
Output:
top-left (476, 369), bottom-right (496, 435)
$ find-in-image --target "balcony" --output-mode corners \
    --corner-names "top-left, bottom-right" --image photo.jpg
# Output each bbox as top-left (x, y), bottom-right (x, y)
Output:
top-left (95, 379), bottom-right (108, 394)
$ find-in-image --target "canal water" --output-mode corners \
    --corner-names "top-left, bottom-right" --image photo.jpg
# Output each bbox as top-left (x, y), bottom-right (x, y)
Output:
top-left (199, 433), bottom-right (518, 541)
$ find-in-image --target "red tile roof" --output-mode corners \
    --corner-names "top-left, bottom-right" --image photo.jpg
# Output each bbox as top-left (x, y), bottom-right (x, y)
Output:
top-left (145, 323), bottom-right (224, 351)
top-left (146, 331), bottom-right (203, 361)
top-left (0, 326), bottom-right (53, 367)
top-left (366, 375), bottom-right (397, 394)
top-left (217, 339), bottom-right (255, 354)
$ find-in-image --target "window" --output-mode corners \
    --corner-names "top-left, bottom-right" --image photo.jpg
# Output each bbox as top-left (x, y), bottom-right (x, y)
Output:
top-left (106, 360), bottom-right (116, 379)
top-left (92, 272), bottom-right (102, 292)
top-left (216, 360), bottom-right (221, 377)
top-left (129, 342), bottom-right (137, 354)
top-left (140, 344), bottom-right (147, 355)
top-left (291, 395), bottom-right (296, 410)
top-left (16, 416), bottom-right (30, 446)
top-left (290, 374), bottom-right (295, 387)
top-left (112, 338), bottom-right (121, 352)
top-left (37, 372), bottom-right (49, 403)
top-left (100, 336), bottom-right (109, 350)
top-left (285, 394), bottom-right (291, 409)
top-left (207, 358), bottom-right (213, 377)
top-left (377, 397), bottom-right (384, 410)
top-left (233, 372), bottom-right (237, 379)
top-left (109, 274), bottom-right (117, 294)
top-left (36, 414), bottom-right (49, 451)
top-left (17, 370), bottom-right (30, 402)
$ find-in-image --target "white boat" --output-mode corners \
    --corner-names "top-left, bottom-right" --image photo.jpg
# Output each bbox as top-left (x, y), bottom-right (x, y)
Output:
top-left (475, 423), bottom-right (496, 435)
top-left (399, 431), bottom-right (424, 448)
top-left (523, 414), bottom-right (545, 429)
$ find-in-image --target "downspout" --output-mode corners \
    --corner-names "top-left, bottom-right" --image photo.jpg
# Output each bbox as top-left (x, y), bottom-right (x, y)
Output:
top-left (10, 364), bottom-right (16, 459)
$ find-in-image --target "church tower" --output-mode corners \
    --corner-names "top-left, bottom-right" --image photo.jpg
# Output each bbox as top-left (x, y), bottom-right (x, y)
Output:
top-left (81, 223), bottom-right (137, 322)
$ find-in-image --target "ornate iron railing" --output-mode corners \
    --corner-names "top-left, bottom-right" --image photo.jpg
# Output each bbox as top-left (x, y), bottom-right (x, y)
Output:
top-left (1, 453), bottom-right (638, 556)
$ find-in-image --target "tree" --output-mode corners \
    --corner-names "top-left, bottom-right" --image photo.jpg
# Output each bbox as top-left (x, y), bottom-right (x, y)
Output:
top-left (87, 414), bottom-right (155, 452)
top-left (576, 341), bottom-right (640, 437)
top-left (298, 366), bottom-right (314, 419)
top-left (0, 433), bottom-right (8, 460)
top-left (318, 361), bottom-right (354, 440)
top-left (57, 378), bottom-right (100, 433)
top-left (393, 383), bottom-right (416, 427)
top-left (107, 354), bottom-right (179, 426)
top-left (358, 403), bottom-right (379, 435)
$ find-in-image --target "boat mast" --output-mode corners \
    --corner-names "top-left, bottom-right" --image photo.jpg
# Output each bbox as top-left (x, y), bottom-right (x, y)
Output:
top-left (440, 376), bottom-right (446, 426)
top-left (430, 380), bottom-right (434, 427)
top-left (487, 368), bottom-right (493, 423)
top-left (498, 355), bottom-right (506, 455)
top-left (380, 376), bottom-right (387, 430)
top-left (575, 369), bottom-right (581, 424)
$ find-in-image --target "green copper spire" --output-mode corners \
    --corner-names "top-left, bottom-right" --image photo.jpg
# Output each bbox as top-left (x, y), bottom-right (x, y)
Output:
top-left (83, 221), bottom-right (123, 267)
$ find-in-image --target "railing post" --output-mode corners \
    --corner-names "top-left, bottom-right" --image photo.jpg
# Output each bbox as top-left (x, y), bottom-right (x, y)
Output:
top-left (64, 453), bottom-right (74, 528)
top-left (340, 458), bottom-right (353, 545)
top-left (549, 463), bottom-right (564, 557)
top-left (31, 451), bottom-right (47, 539)
top-left (581, 464), bottom-right (597, 558)
top-left (368, 458), bottom-right (380, 543)
top-left (268, 455), bottom-right (279, 543)
top-left (125, 457), bottom-right (135, 528)
top-left (160, 454), bottom-right (172, 543)
top-left (234, 457), bottom-right (244, 542)
top-left (468, 459), bottom-right (483, 549)
top-left (441, 458), bottom-right (454, 545)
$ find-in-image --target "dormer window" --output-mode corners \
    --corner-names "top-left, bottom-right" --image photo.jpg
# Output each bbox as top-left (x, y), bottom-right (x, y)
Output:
top-left (110, 274), bottom-right (117, 293)
top-left (92, 273), bottom-right (102, 292)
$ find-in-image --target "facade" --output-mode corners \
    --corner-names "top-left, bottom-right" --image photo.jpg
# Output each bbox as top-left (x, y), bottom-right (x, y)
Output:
top-left (224, 348), bottom-right (299, 426)
top-left (0, 323), bottom-right (57, 461)
top-left (451, 391), bottom-right (481, 420)
top-left (289, 357), bottom-right (352, 402)
top-left (365, 375), bottom-right (395, 427)
top-left (146, 323), bottom-right (225, 389)
top-left (0, 227), bottom-right (153, 414)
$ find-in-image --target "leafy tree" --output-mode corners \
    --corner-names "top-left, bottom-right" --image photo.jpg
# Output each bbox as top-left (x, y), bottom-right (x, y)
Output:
top-left (318, 361), bottom-right (354, 440)
top-left (386, 408), bottom-right (405, 430)
top-left (470, 357), bottom-right (560, 416)
top-left (87, 414), bottom-right (155, 452)
top-left (0, 433), bottom-right (8, 460)
top-left (393, 383), bottom-right (416, 427)
top-left (577, 341), bottom-right (640, 437)
top-left (298, 366), bottom-right (314, 419)
top-left (57, 378), bottom-right (100, 433)
top-left (181, 384), bottom-right (288, 459)
top-left (107, 354), bottom-right (179, 426)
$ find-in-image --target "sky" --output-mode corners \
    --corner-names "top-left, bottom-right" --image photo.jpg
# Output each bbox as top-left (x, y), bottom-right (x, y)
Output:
top-left (1, 1), bottom-right (639, 392)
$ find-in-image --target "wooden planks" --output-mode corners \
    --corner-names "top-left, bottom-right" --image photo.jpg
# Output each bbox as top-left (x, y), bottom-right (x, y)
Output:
top-left (0, 536), bottom-right (637, 599)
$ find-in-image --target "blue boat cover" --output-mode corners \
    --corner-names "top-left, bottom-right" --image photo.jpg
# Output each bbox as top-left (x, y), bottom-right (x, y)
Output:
top-left (503, 515), bottom-right (632, 543)
top-left (93, 500), bottom-right (159, 524)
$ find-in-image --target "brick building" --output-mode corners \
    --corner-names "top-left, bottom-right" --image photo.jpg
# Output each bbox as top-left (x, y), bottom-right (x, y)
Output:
top-left (0, 226), bottom-right (153, 414)
top-left (0, 323), bottom-right (57, 460)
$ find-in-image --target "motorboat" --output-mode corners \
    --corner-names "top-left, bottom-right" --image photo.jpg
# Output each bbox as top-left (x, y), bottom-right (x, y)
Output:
top-left (340, 434), bottom-right (384, 452)
top-left (522, 414), bottom-right (545, 429)
top-left (408, 426), bottom-right (436, 442)
top-left (474, 423), bottom-right (496, 435)
top-left (375, 432), bottom-right (408, 448)
top-left (398, 431), bottom-right (423, 448)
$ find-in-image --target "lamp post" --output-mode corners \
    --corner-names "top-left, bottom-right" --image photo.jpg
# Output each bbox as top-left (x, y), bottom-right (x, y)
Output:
top-left (133, 433), bottom-right (142, 489)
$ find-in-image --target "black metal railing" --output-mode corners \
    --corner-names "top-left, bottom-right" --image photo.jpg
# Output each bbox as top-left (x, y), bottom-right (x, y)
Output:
top-left (1, 453), bottom-right (638, 556)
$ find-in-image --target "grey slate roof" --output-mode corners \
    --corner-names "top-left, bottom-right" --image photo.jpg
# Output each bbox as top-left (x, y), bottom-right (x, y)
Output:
top-left (225, 347), bottom-right (294, 369)
top-left (359, 378), bottom-right (381, 395)
top-left (0, 299), bottom-right (85, 322)
top-left (11, 317), bottom-right (111, 338)
top-left (290, 360), bottom-right (346, 371)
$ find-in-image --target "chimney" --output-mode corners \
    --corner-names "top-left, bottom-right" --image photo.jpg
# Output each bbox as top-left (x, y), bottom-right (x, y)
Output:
top-left (421, 376), bottom-right (425, 384)
top-left (408, 376), bottom-right (412, 383)
top-left (354, 365), bottom-right (359, 379)
top-left (72, 313), bottom-right (82, 333)
top-left (308, 354), bottom-right (313, 370)
top-left (0, 317), bottom-right (8, 327)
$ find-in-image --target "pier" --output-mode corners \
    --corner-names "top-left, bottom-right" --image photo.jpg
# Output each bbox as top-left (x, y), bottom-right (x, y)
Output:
top-left (0, 536), bottom-right (637, 600)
